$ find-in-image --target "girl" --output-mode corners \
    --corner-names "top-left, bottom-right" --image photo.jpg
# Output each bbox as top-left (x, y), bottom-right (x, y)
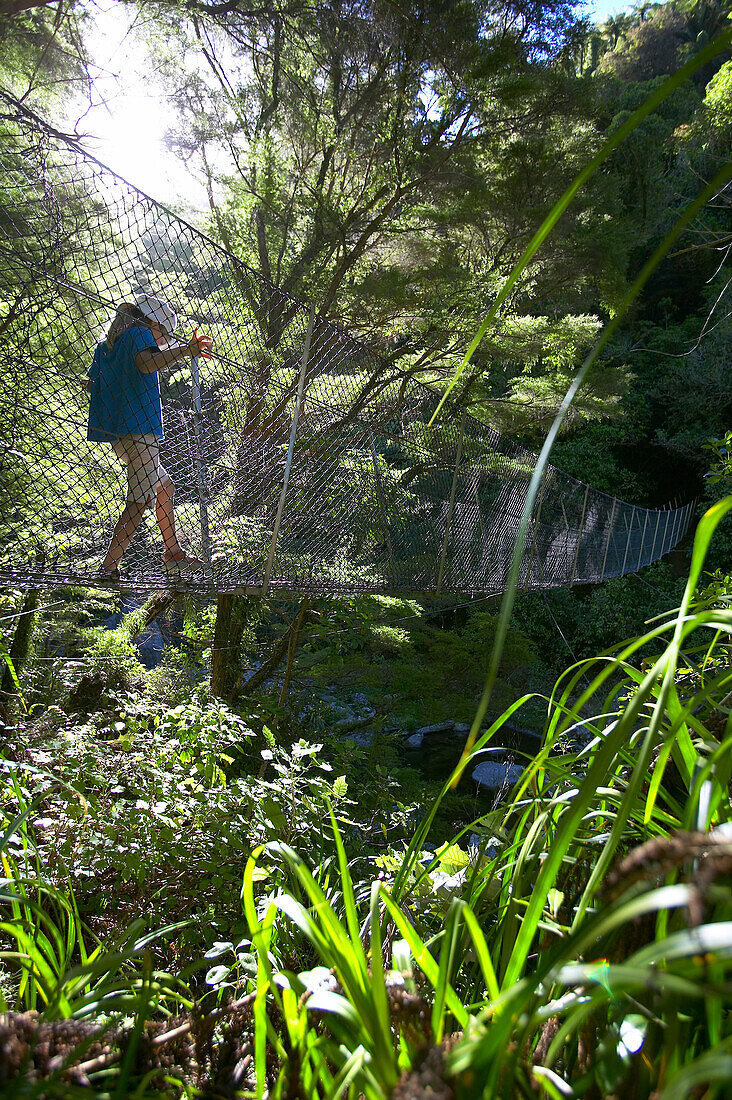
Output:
top-left (88, 294), bottom-right (213, 582)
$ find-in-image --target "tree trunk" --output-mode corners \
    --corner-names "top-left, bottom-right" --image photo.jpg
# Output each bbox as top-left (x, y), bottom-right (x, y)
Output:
top-left (210, 594), bottom-right (252, 700)
top-left (276, 597), bottom-right (309, 709)
top-left (239, 598), bottom-right (310, 698)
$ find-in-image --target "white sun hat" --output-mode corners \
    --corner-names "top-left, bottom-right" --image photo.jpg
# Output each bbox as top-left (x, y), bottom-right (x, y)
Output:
top-left (135, 292), bottom-right (177, 335)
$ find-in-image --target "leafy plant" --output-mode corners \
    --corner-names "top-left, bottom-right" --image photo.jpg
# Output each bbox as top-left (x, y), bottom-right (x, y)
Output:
top-left (0, 760), bottom-right (194, 1097)
top-left (240, 496), bottom-right (732, 1098)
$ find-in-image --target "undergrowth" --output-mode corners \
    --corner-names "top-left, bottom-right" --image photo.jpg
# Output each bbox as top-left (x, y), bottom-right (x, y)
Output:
top-left (1, 499), bottom-right (732, 1096)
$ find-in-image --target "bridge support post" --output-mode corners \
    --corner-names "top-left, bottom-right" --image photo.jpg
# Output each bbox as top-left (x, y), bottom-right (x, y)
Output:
top-left (669, 505), bottom-right (680, 552)
top-left (526, 470), bottom-right (548, 590)
top-left (370, 430), bottom-right (398, 586)
top-left (638, 509), bottom-right (650, 569)
top-left (261, 304), bottom-right (316, 596)
top-left (436, 413), bottom-right (466, 596)
top-left (190, 355), bottom-right (213, 583)
top-left (680, 500), bottom-right (696, 543)
top-left (660, 507), bottom-right (672, 558)
top-left (621, 506), bottom-right (636, 577)
top-left (569, 484), bottom-right (589, 586)
top-left (474, 483), bottom-right (487, 543)
top-left (649, 508), bottom-right (662, 565)
top-left (601, 499), bottom-right (618, 580)
top-left (679, 505), bottom-right (686, 544)
top-left (561, 501), bottom-right (571, 556)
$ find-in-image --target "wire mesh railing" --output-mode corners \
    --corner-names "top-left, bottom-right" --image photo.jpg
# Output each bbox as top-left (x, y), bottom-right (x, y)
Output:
top-left (0, 91), bottom-right (694, 598)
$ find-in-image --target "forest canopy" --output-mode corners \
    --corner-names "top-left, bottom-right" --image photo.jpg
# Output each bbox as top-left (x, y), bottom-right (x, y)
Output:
top-left (2, 0), bottom-right (730, 474)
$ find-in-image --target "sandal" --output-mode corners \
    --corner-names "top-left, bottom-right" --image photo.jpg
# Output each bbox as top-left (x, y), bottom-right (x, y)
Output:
top-left (163, 550), bottom-right (205, 573)
top-left (95, 564), bottom-right (121, 584)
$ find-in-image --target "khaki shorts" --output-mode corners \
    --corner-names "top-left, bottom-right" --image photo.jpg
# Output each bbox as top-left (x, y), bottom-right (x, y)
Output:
top-left (111, 433), bottom-right (172, 504)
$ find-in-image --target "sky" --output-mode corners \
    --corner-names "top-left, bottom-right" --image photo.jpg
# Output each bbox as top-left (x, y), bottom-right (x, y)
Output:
top-left (584, 0), bottom-right (633, 21)
top-left (67, 0), bottom-right (634, 213)
top-left (65, 2), bottom-right (210, 211)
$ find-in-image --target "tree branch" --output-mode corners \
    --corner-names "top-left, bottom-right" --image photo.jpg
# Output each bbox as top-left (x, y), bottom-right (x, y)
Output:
top-left (239, 601), bottom-right (310, 697)
top-left (0, 0), bottom-right (58, 17)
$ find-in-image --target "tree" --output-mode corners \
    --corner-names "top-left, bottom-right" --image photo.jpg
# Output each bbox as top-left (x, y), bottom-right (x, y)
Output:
top-left (132, 0), bottom-right (645, 692)
top-left (153, 2), bottom-right (586, 341)
top-left (549, 0), bottom-right (732, 506)
top-left (135, 0), bottom-right (637, 470)
top-left (0, 1), bottom-right (89, 107)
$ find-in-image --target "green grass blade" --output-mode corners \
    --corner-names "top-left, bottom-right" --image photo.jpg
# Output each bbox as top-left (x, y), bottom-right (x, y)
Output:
top-left (379, 887), bottom-right (468, 1029)
top-left (628, 921), bottom-right (732, 968)
top-left (367, 880), bottom-right (396, 1080)
top-left (112, 953), bottom-right (153, 1100)
top-left (661, 1042), bottom-right (732, 1100)
top-left (327, 802), bottom-right (361, 948)
top-left (431, 900), bottom-right (463, 1044)
top-left (325, 1045), bottom-right (370, 1100)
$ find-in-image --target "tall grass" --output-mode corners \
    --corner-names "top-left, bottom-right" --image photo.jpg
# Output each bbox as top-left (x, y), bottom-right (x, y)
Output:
top-left (243, 497), bottom-right (732, 1097)
top-left (0, 762), bottom-right (192, 1097)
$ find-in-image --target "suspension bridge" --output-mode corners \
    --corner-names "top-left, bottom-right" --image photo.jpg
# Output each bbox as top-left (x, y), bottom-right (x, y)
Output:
top-left (0, 93), bottom-right (693, 599)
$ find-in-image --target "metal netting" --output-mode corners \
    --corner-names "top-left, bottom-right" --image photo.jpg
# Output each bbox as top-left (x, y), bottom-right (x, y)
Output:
top-left (0, 92), bottom-right (694, 598)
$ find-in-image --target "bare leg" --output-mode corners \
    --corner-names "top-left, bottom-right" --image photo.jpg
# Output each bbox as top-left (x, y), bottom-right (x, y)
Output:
top-left (102, 501), bottom-right (147, 569)
top-left (156, 478), bottom-right (203, 568)
top-left (156, 478), bottom-right (182, 558)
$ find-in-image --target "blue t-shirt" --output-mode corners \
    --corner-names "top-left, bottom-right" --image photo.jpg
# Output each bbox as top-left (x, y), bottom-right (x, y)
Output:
top-left (87, 326), bottom-right (163, 441)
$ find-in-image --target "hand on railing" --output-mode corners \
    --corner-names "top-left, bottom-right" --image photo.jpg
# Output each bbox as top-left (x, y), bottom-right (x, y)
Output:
top-left (188, 328), bottom-right (213, 360)
top-left (60, 371), bottom-right (91, 391)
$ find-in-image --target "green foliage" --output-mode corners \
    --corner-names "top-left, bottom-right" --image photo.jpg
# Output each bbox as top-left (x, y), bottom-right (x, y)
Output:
top-left (0, 759), bottom-right (192, 1076)
top-left (600, 5), bottom-right (699, 81)
top-left (2, 5), bottom-right (732, 1096)
top-left (550, 423), bottom-right (652, 499)
top-left (11, 700), bottom-right (367, 939)
top-left (0, 5), bottom-right (89, 105)
top-left (241, 496), bottom-right (732, 1098)
top-left (514, 562), bottom-right (686, 664)
top-left (76, 622), bottom-right (147, 695)
top-left (299, 594), bottom-right (545, 732)
top-left (703, 430), bottom-right (732, 485)
top-left (701, 57), bottom-right (732, 146)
